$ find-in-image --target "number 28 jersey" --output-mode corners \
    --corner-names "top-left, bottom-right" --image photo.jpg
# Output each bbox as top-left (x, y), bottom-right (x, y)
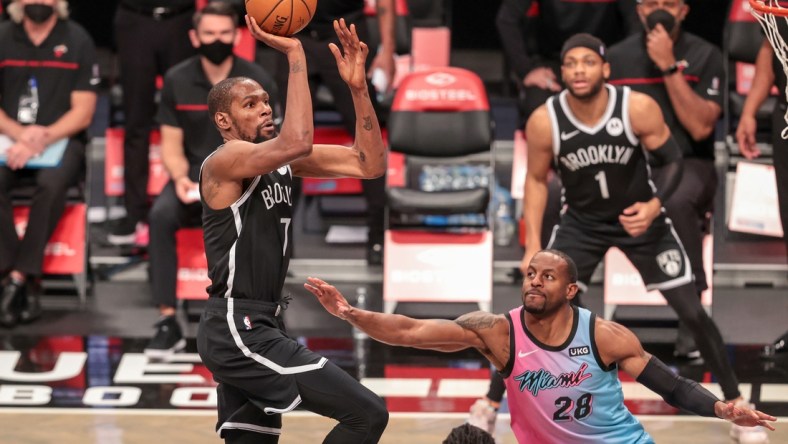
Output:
top-left (547, 85), bottom-right (655, 222)
top-left (501, 306), bottom-right (653, 444)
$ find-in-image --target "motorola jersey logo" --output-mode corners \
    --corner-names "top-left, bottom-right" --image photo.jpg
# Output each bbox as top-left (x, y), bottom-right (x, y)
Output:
top-left (606, 117), bottom-right (624, 137)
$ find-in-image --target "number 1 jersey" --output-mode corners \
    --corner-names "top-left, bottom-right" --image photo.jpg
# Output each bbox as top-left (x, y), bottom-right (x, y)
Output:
top-left (501, 306), bottom-right (653, 443)
top-left (547, 85), bottom-right (655, 222)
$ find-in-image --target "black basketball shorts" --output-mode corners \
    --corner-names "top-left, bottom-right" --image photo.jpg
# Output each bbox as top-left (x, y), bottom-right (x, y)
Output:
top-left (197, 297), bottom-right (327, 439)
top-left (547, 210), bottom-right (692, 292)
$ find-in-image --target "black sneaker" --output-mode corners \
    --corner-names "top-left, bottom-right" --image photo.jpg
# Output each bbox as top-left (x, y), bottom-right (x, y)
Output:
top-left (106, 217), bottom-right (138, 246)
top-left (144, 316), bottom-right (186, 358)
top-left (0, 279), bottom-right (24, 328)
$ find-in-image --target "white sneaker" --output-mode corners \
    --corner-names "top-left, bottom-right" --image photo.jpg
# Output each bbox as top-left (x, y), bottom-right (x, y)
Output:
top-left (467, 399), bottom-right (497, 435)
top-left (730, 401), bottom-right (769, 444)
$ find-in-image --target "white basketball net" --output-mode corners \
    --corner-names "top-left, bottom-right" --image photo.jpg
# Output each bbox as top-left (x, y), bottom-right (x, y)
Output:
top-left (750, 0), bottom-right (788, 138)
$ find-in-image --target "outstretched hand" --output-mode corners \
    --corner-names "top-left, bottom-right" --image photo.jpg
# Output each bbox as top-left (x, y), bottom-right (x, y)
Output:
top-left (304, 277), bottom-right (353, 320)
top-left (245, 15), bottom-right (303, 54)
top-left (716, 402), bottom-right (777, 431)
top-left (328, 19), bottom-right (369, 91)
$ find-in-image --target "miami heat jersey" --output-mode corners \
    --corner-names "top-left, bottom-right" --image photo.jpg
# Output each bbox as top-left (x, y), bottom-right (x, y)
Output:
top-left (547, 84), bottom-right (655, 222)
top-left (200, 160), bottom-right (294, 302)
top-left (501, 306), bottom-right (653, 444)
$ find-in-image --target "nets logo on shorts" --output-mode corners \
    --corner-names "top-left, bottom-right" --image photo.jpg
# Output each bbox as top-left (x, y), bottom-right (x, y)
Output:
top-left (656, 249), bottom-right (682, 277)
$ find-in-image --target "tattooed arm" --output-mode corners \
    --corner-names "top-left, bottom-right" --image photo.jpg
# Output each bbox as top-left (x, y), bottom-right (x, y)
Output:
top-left (291, 19), bottom-right (386, 179)
top-left (305, 277), bottom-right (512, 368)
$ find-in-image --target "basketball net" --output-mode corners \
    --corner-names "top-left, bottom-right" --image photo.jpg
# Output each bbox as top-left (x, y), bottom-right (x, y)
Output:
top-left (750, 0), bottom-right (788, 138)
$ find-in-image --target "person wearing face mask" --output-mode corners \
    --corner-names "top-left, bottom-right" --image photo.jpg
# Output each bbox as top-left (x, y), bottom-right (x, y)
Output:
top-left (106, 0), bottom-right (196, 246)
top-left (0, 0), bottom-right (98, 327)
top-left (143, 1), bottom-right (280, 358)
top-left (608, 3), bottom-right (770, 443)
top-left (607, 0), bottom-right (721, 359)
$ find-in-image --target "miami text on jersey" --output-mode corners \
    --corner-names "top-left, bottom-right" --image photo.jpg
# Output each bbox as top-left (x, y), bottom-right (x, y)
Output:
top-left (514, 362), bottom-right (593, 397)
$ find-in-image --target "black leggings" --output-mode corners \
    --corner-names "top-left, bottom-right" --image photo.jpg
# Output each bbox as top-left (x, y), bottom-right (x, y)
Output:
top-left (225, 360), bottom-right (389, 444)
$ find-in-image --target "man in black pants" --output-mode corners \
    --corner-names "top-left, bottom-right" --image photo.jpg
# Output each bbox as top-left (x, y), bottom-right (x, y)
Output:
top-left (107, 0), bottom-right (195, 245)
top-left (736, 38), bottom-right (788, 358)
top-left (274, 0), bottom-right (395, 264)
top-left (144, 2), bottom-right (279, 357)
top-left (0, 0), bottom-right (98, 327)
top-left (197, 18), bottom-right (388, 442)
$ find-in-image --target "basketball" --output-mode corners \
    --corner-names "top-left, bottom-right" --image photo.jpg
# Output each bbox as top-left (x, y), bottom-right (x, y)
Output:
top-left (246, 0), bottom-right (317, 37)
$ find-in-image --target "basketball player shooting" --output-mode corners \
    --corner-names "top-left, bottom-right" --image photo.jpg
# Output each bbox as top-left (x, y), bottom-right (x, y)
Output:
top-left (305, 250), bottom-right (777, 443)
top-left (196, 17), bottom-right (388, 444)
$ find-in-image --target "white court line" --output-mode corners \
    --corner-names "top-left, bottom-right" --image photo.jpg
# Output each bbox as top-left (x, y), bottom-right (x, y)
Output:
top-left (762, 384), bottom-right (788, 403)
top-left (0, 408), bottom-right (786, 424)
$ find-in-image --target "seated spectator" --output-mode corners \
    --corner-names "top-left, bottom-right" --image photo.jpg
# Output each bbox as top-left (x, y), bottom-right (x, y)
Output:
top-left (608, 0), bottom-right (724, 361)
top-left (0, 0), bottom-right (98, 328)
top-left (144, 1), bottom-right (280, 357)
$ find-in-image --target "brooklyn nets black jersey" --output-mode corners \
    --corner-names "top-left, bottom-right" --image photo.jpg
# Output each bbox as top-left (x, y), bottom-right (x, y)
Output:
top-left (547, 84), bottom-right (655, 222)
top-left (200, 158), bottom-right (294, 302)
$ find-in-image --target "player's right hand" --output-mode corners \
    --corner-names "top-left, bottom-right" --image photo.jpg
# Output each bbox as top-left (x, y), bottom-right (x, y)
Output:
top-left (245, 15), bottom-right (303, 54)
top-left (304, 277), bottom-right (353, 320)
top-left (735, 115), bottom-right (761, 160)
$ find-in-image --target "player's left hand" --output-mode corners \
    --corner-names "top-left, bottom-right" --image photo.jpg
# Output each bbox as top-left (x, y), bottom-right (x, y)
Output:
top-left (619, 198), bottom-right (661, 237)
top-left (329, 18), bottom-right (370, 91)
top-left (304, 277), bottom-right (353, 320)
top-left (645, 24), bottom-right (676, 72)
top-left (715, 401), bottom-right (777, 430)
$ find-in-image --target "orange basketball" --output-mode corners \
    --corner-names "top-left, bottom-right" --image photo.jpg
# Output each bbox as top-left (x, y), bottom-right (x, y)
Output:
top-left (246, 0), bottom-right (317, 37)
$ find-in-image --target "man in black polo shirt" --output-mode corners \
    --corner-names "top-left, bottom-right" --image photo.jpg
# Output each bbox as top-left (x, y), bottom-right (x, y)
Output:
top-left (275, 0), bottom-right (396, 265)
top-left (107, 0), bottom-right (195, 245)
top-left (144, 1), bottom-right (280, 357)
top-left (608, 0), bottom-right (724, 363)
top-left (0, 0), bottom-right (98, 327)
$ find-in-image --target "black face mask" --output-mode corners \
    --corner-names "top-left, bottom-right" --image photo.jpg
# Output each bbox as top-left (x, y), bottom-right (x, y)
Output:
top-left (645, 9), bottom-right (676, 33)
top-left (24, 4), bottom-right (55, 24)
top-left (197, 40), bottom-right (234, 65)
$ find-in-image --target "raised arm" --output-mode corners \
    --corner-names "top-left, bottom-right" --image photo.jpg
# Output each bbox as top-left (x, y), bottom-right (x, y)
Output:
top-left (596, 318), bottom-right (777, 429)
top-left (200, 16), bottom-right (313, 208)
top-left (304, 277), bottom-right (511, 369)
top-left (291, 20), bottom-right (386, 180)
top-left (521, 105), bottom-right (553, 273)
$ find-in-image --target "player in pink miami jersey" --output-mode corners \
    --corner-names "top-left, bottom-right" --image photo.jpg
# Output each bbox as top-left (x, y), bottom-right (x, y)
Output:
top-left (305, 249), bottom-right (777, 443)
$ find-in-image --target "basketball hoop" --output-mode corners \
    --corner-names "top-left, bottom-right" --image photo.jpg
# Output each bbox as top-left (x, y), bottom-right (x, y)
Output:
top-left (750, 0), bottom-right (788, 138)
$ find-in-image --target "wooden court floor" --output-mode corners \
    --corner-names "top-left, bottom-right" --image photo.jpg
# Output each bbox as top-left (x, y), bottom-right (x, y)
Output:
top-left (1, 410), bottom-right (784, 443)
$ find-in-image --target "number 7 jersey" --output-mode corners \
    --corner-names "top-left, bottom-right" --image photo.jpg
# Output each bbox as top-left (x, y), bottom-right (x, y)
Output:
top-left (501, 305), bottom-right (654, 444)
top-left (547, 84), bottom-right (656, 222)
top-left (201, 161), bottom-right (295, 302)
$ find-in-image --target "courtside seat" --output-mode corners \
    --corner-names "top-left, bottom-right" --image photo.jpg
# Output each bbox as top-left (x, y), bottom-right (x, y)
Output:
top-left (383, 67), bottom-right (494, 314)
top-left (175, 228), bottom-right (210, 301)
